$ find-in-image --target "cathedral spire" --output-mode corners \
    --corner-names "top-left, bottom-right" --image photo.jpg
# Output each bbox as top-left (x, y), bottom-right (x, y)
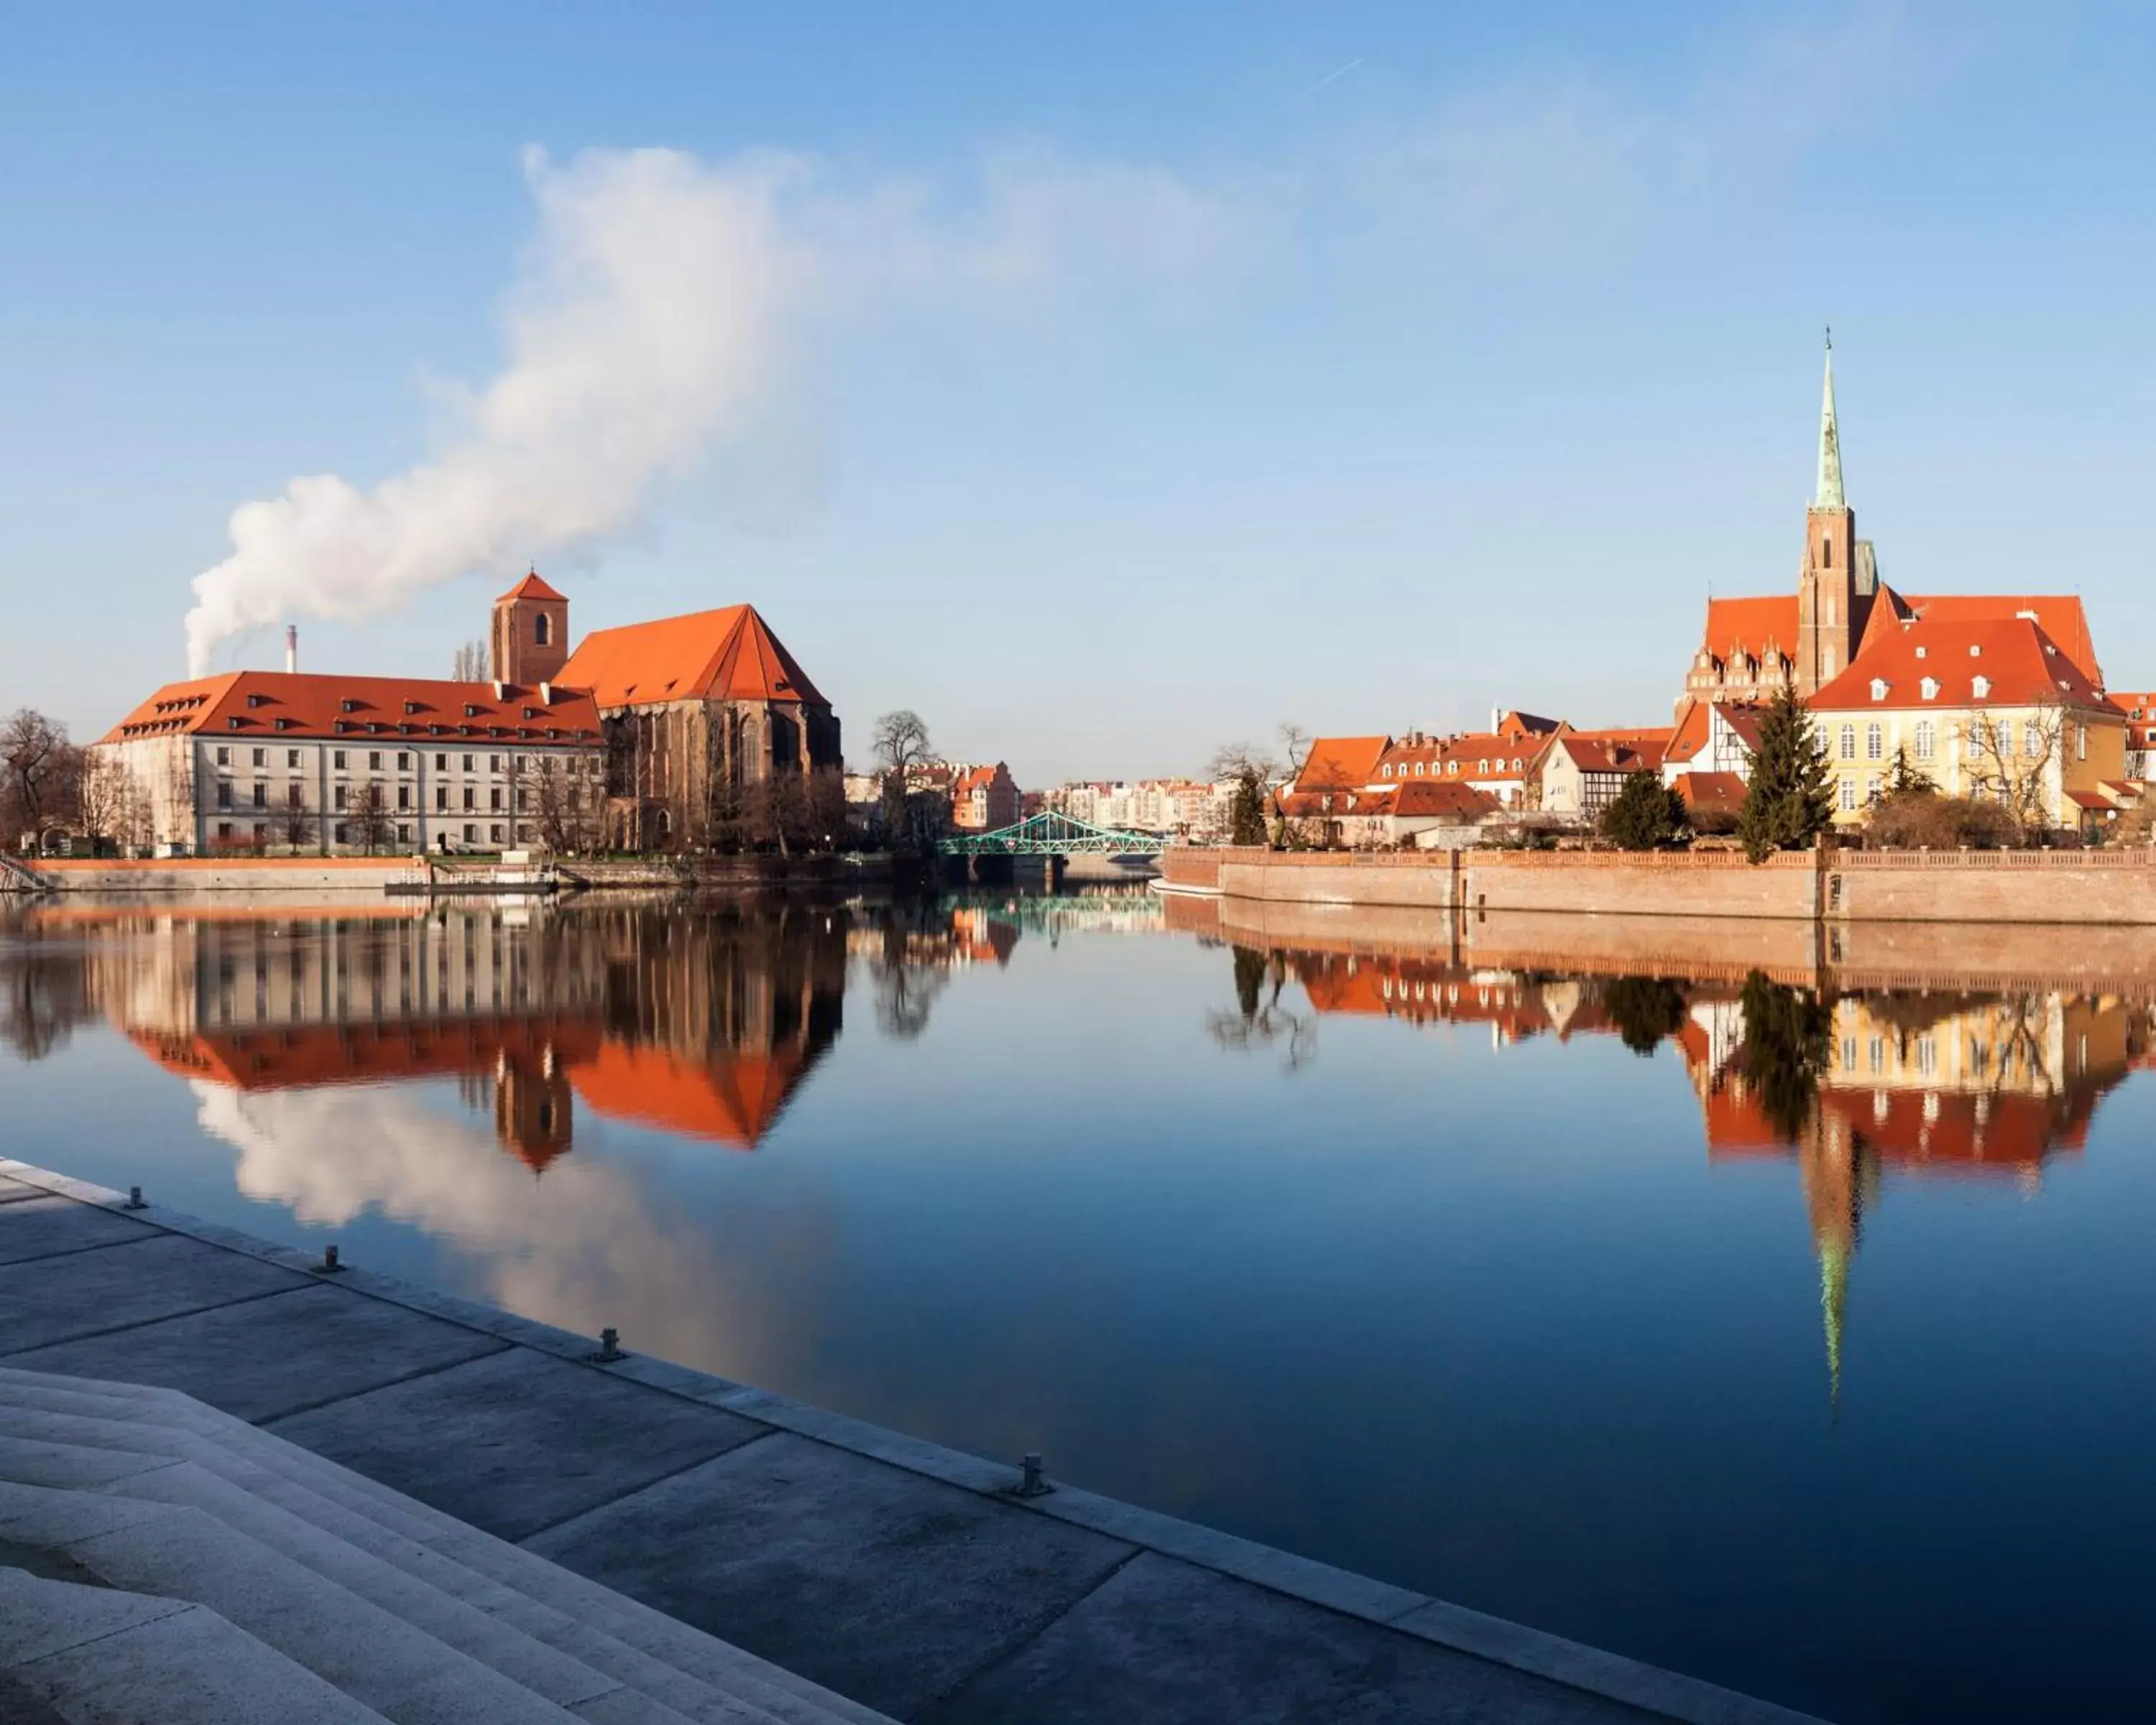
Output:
top-left (1815, 329), bottom-right (1845, 510)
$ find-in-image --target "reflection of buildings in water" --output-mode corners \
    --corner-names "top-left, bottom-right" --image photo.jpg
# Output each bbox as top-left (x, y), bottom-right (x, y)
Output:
top-left (79, 903), bottom-right (847, 1164)
top-left (1278, 942), bottom-right (2153, 1396)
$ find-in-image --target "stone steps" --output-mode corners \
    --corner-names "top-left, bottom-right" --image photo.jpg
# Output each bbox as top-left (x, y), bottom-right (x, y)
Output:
top-left (0, 1367), bottom-right (893, 1725)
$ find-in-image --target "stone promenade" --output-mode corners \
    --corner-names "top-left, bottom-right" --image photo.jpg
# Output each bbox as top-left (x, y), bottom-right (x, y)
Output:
top-left (0, 1159), bottom-right (1826, 1724)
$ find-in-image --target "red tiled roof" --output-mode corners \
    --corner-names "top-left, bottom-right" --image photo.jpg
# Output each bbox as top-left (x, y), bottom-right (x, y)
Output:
top-left (1670, 772), bottom-right (1749, 816)
top-left (99, 673), bottom-right (602, 746)
top-left (499, 569), bottom-right (567, 603)
top-left (1558, 735), bottom-right (1668, 774)
top-left (1393, 781), bottom-right (1503, 818)
top-left (1859, 588), bottom-right (2099, 683)
top-left (1812, 616), bottom-right (2119, 714)
top-left (1295, 736), bottom-right (1391, 793)
top-left (556, 604), bottom-right (826, 710)
top-left (568, 1041), bottom-right (806, 1151)
top-left (1702, 596), bottom-right (1798, 664)
top-left (1373, 732), bottom-right (1537, 783)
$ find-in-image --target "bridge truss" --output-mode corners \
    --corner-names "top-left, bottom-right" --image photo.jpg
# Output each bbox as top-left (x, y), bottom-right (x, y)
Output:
top-left (941, 811), bottom-right (1164, 856)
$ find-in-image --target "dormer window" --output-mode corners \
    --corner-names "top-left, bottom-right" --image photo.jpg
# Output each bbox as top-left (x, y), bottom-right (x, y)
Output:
top-left (1969, 645), bottom-right (1982, 658)
top-left (1869, 678), bottom-right (1889, 701)
top-left (247, 693), bottom-right (266, 707)
top-left (1915, 646), bottom-right (1927, 660)
top-left (404, 701), bottom-right (422, 714)
top-left (341, 698), bottom-right (359, 712)
top-left (464, 704), bottom-right (480, 717)
top-left (1972, 676), bottom-right (1991, 699)
top-left (1920, 677), bottom-right (1939, 701)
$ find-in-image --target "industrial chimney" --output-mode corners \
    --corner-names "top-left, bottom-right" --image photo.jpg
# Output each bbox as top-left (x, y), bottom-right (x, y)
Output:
top-left (285, 625), bottom-right (298, 675)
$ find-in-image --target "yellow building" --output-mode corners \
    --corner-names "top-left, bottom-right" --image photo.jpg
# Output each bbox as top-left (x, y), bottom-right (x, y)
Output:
top-left (1807, 614), bottom-right (2127, 829)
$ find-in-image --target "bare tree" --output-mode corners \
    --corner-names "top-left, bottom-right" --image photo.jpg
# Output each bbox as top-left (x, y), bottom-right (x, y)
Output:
top-left (351, 780), bottom-right (393, 854)
top-left (1958, 698), bottom-right (2065, 840)
top-left (872, 711), bottom-right (934, 776)
top-left (1206, 741), bottom-right (1278, 783)
top-left (517, 755), bottom-right (603, 853)
top-left (1, 709), bottom-right (80, 848)
top-left (278, 783), bottom-right (314, 854)
top-left (453, 639), bottom-right (489, 682)
top-left (1277, 723), bottom-right (1313, 781)
top-left (870, 712), bottom-right (947, 853)
top-left (77, 753), bottom-right (149, 855)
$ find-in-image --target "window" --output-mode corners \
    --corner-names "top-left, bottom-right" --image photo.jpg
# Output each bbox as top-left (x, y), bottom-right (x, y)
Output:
top-left (334, 823), bottom-right (349, 844)
top-left (333, 750), bottom-right (346, 769)
top-left (367, 750), bottom-right (382, 770)
top-left (1838, 724), bottom-right (1856, 761)
top-left (462, 754), bottom-right (475, 772)
top-left (514, 787), bottom-right (526, 811)
top-left (1869, 678), bottom-right (1888, 702)
top-left (397, 824), bottom-right (412, 843)
top-left (1382, 764), bottom-right (1393, 778)
top-left (1994, 719), bottom-right (2013, 755)
top-left (1823, 540), bottom-right (1832, 569)
top-left (216, 821), bottom-right (233, 839)
top-left (1916, 1036), bottom-right (1936, 1075)
top-left (397, 785), bottom-right (411, 810)
top-left (333, 786), bottom-right (348, 811)
top-left (216, 781), bottom-right (233, 809)
top-left (1840, 778), bottom-right (1856, 811)
top-left (513, 755), bottom-right (525, 773)
top-left (535, 612), bottom-right (551, 646)
top-left (1920, 677), bottom-right (1938, 701)
top-left (287, 749), bottom-right (300, 768)
top-left (2077, 723), bottom-right (2088, 760)
top-left (489, 787), bottom-right (502, 811)
top-left (463, 824), bottom-right (477, 842)
top-left (1866, 723), bottom-right (1883, 761)
top-left (489, 755), bottom-right (502, 773)
top-left (489, 824), bottom-right (503, 843)
top-left (252, 748), bottom-right (267, 767)
top-left (2024, 721), bottom-right (2042, 757)
top-left (215, 746), bottom-right (230, 766)
top-left (396, 752), bottom-right (409, 770)
top-left (1478, 759), bottom-right (1488, 774)
top-left (1866, 776), bottom-right (1881, 805)
top-left (463, 787), bottom-right (475, 811)
top-left (1868, 1036), bottom-right (1884, 1074)
top-left (1915, 720), bottom-right (1935, 759)
top-left (1414, 762), bottom-right (1424, 776)
top-left (287, 783), bottom-right (303, 808)
top-left (251, 783), bottom-right (267, 808)
top-left (435, 786), bottom-right (448, 811)
top-left (435, 753), bottom-right (447, 770)
top-left (1972, 676), bottom-right (1991, 700)
top-left (1446, 761), bottom-right (1457, 775)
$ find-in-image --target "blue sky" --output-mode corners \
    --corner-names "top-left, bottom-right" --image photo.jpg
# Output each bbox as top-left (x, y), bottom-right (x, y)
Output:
top-left (4, 2), bottom-right (2154, 781)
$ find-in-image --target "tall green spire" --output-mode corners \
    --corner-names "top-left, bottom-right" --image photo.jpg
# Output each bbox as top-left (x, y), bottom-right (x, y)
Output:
top-left (1815, 330), bottom-right (1845, 509)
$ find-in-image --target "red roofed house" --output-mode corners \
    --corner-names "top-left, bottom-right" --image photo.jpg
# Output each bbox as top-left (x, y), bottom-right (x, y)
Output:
top-left (1529, 727), bottom-right (1674, 822)
top-left (2109, 691), bottom-right (2156, 780)
top-left (91, 669), bottom-right (604, 855)
top-left (1677, 341), bottom-right (2102, 717)
top-left (948, 762), bottom-right (1020, 831)
top-left (1807, 615), bottom-right (2126, 828)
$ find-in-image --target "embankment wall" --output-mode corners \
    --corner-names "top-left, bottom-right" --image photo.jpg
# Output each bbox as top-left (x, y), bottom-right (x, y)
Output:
top-left (27, 857), bottom-right (415, 895)
top-left (1159, 845), bottom-right (2156, 925)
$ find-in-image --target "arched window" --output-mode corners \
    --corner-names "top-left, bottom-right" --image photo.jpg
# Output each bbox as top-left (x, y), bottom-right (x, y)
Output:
top-left (535, 612), bottom-right (552, 646)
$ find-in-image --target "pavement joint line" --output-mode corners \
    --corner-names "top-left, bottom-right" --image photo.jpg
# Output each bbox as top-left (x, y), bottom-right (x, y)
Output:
top-left (913, 1542), bottom-right (1150, 1720)
top-left (507, 1425), bottom-right (786, 1545)
top-left (9, 1597), bottom-right (206, 1666)
top-left (0, 1281), bottom-right (311, 1361)
top-left (0, 1231), bottom-right (175, 1271)
top-left (0, 1157), bottom-right (1830, 1725)
top-left (235, 1334), bottom-right (517, 1429)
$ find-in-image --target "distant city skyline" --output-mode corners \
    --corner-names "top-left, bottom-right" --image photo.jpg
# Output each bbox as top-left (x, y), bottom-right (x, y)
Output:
top-left (6, 3), bottom-right (2155, 783)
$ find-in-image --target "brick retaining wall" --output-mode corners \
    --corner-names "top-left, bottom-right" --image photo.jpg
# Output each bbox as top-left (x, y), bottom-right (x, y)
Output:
top-left (1162, 845), bottom-right (2156, 924)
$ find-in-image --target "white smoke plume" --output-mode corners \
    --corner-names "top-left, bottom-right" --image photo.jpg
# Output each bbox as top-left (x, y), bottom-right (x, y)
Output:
top-left (184, 147), bottom-right (806, 675)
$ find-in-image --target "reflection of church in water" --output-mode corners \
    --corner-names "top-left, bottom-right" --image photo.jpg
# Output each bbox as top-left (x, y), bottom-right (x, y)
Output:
top-left (1285, 946), bottom-right (2153, 1395)
top-left (98, 904), bottom-right (849, 1167)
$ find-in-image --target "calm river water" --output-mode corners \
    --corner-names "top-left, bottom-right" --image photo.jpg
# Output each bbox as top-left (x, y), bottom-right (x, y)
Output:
top-left (5, 888), bottom-right (2155, 1725)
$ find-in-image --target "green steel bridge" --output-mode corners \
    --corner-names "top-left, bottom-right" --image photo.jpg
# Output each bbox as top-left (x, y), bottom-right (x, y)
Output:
top-left (941, 811), bottom-right (1164, 857)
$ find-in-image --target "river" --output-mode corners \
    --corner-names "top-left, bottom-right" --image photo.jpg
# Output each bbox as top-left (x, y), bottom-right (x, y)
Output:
top-left (4, 888), bottom-right (2153, 1725)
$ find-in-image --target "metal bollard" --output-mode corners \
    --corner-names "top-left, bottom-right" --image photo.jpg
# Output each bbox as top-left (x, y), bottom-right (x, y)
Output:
top-left (593, 1326), bottom-right (626, 1363)
top-left (321, 1243), bottom-right (342, 1272)
top-left (122, 1186), bottom-right (146, 1210)
top-left (1015, 1452), bottom-right (1053, 1498)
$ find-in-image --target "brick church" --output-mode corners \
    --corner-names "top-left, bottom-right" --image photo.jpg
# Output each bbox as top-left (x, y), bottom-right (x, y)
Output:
top-left (1677, 341), bottom-right (2099, 714)
top-left (491, 573), bottom-right (842, 851)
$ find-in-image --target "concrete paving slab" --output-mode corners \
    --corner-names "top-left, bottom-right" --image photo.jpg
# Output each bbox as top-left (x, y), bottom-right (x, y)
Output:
top-left (0, 1233), bottom-right (309, 1353)
top-left (0, 1174), bottom-right (47, 1205)
top-left (269, 1347), bottom-right (773, 1542)
top-left (918, 1550), bottom-right (1651, 1725)
top-left (0, 1193), bottom-right (161, 1265)
top-left (526, 1432), bottom-right (1138, 1721)
top-left (11, 1598), bottom-right (392, 1725)
top-left (7, 1282), bottom-right (510, 1422)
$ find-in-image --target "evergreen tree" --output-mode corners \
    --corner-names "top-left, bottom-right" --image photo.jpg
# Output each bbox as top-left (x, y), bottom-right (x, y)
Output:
top-left (1884, 744), bottom-right (1932, 798)
top-left (1228, 767), bottom-right (1268, 846)
top-left (1737, 684), bottom-right (1834, 863)
top-left (1599, 769), bottom-right (1686, 850)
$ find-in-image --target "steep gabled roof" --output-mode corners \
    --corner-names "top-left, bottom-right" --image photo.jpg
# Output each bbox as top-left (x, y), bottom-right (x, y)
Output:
top-left (499, 569), bottom-right (567, 603)
top-left (1813, 615), bottom-right (2118, 714)
top-left (1294, 735), bottom-right (1392, 793)
top-left (1857, 588), bottom-right (2099, 684)
top-left (1393, 781), bottom-right (1503, 818)
top-left (1700, 596), bottom-right (1799, 666)
top-left (555, 604), bottom-right (826, 709)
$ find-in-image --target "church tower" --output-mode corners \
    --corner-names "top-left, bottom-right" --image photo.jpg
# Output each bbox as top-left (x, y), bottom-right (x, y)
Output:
top-left (1794, 337), bottom-right (1871, 695)
top-left (491, 569), bottom-right (569, 686)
